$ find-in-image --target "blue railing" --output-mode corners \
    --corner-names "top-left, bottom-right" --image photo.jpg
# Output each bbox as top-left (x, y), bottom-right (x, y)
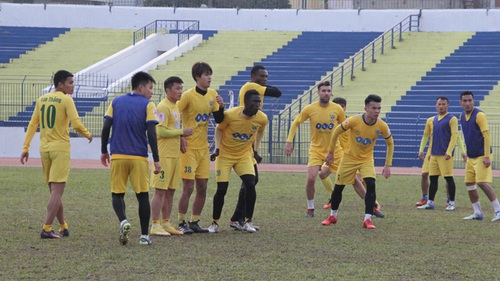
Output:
top-left (132, 20), bottom-right (200, 45)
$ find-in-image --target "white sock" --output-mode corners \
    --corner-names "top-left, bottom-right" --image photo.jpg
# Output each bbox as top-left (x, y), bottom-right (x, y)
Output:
top-left (330, 210), bottom-right (338, 217)
top-left (472, 201), bottom-right (482, 214)
top-left (120, 219), bottom-right (128, 227)
top-left (491, 199), bottom-right (500, 212)
top-left (449, 201), bottom-right (455, 206)
top-left (428, 200), bottom-right (434, 206)
top-left (307, 200), bottom-right (314, 209)
top-left (364, 214), bottom-right (372, 221)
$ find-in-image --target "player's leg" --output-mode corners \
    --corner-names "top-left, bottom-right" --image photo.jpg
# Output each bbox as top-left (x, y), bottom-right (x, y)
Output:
top-left (474, 156), bottom-right (500, 221)
top-left (440, 157), bottom-right (456, 211)
top-left (150, 157), bottom-right (170, 235)
top-left (178, 150), bottom-right (196, 233)
top-left (42, 182), bottom-right (65, 239)
top-left (189, 149), bottom-right (210, 232)
top-left (419, 156), bottom-right (439, 210)
top-left (305, 165), bottom-right (321, 218)
top-left (110, 159), bottom-right (131, 245)
top-left (162, 189), bottom-right (183, 234)
top-left (319, 166), bottom-right (334, 209)
top-left (359, 161), bottom-right (377, 229)
top-left (241, 174), bottom-right (257, 232)
top-left (130, 159), bottom-right (152, 245)
top-left (209, 156), bottom-right (233, 233)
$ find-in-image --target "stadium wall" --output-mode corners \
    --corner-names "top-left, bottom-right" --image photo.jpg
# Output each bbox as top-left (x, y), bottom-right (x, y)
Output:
top-left (0, 3), bottom-right (499, 32)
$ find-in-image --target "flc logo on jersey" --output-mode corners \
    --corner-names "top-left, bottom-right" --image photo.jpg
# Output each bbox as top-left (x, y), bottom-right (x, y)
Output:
top-left (209, 101), bottom-right (213, 107)
top-left (173, 111), bottom-right (179, 120)
top-left (329, 114), bottom-right (336, 121)
top-left (251, 125), bottom-right (258, 132)
top-left (195, 113), bottom-right (210, 122)
top-left (232, 133), bottom-right (253, 140)
top-left (315, 123), bottom-right (335, 130)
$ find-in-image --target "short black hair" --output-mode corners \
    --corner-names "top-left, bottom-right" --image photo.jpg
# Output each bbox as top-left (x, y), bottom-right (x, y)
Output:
top-left (244, 89), bottom-right (260, 104)
top-left (365, 94), bottom-right (381, 106)
top-left (460, 91), bottom-right (474, 100)
top-left (164, 76), bottom-right (184, 92)
top-left (251, 65), bottom-right (266, 76)
top-left (192, 62), bottom-right (212, 82)
top-left (131, 71), bottom-right (155, 90)
top-left (436, 96), bottom-right (449, 103)
top-left (317, 80), bottom-right (330, 91)
top-left (53, 70), bottom-right (73, 88)
top-left (332, 97), bottom-right (347, 107)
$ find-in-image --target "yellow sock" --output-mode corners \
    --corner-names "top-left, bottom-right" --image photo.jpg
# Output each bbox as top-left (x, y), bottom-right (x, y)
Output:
top-left (152, 220), bottom-right (160, 225)
top-left (178, 213), bottom-right (186, 223)
top-left (375, 200), bottom-right (380, 206)
top-left (190, 215), bottom-right (200, 222)
top-left (213, 219), bottom-right (219, 224)
top-left (161, 219), bottom-right (170, 225)
top-left (59, 222), bottom-right (68, 230)
top-left (43, 224), bottom-right (52, 232)
top-left (321, 177), bottom-right (334, 195)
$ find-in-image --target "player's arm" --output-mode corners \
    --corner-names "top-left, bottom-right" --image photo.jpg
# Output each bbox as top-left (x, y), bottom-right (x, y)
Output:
top-left (456, 133), bottom-right (467, 162)
top-left (212, 95), bottom-right (224, 124)
top-left (325, 123), bottom-right (347, 165)
top-left (445, 117), bottom-right (459, 158)
top-left (146, 121), bottom-right (161, 174)
top-left (157, 125), bottom-right (183, 139)
top-left (20, 103), bottom-right (41, 164)
top-left (66, 98), bottom-right (92, 142)
top-left (210, 125), bottom-right (223, 161)
top-left (418, 132), bottom-right (429, 160)
top-left (263, 86), bottom-right (282, 98)
top-left (285, 114), bottom-right (303, 156)
top-left (100, 116), bottom-right (112, 167)
top-left (476, 112), bottom-right (491, 158)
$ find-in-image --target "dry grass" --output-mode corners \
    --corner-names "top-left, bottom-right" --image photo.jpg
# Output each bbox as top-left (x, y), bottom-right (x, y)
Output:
top-left (1, 167), bottom-right (499, 280)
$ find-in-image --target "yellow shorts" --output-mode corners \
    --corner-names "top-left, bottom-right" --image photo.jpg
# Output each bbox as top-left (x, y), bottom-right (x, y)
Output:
top-left (215, 154), bottom-right (255, 182)
top-left (41, 151), bottom-right (70, 184)
top-left (311, 149), bottom-right (343, 173)
top-left (180, 148), bottom-right (210, 180)
top-left (151, 157), bottom-right (181, 190)
top-left (429, 155), bottom-right (454, 177)
top-left (110, 158), bottom-right (150, 194)
top-left (464, 156), bottom-right (493, 183)
top-left (335, 155), bottom-right (376, 185)
top-left (421, 153), bottom-right (430, 174)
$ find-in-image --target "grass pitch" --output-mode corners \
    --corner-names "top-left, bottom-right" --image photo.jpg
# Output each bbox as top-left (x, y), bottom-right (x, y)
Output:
top-left (1, 167), bottom-right (499, 280)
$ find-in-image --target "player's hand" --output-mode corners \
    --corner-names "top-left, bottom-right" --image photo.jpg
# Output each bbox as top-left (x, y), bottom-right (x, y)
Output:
top-left (483, 156), bottom-right (491, 168)
top-left (418, 152), bottom-right (425, 161)
top-left (101, 153), bottom-right (110, 167)
top-left (20, 152), bottom-right (29, 164)
top-left (215, 95), bottom-right (224, 107)
top-left (382, 165), bottom-right (391, 179)
top-left (445, 154), bottom-right (452, 160)
top-left (87, 134), bottom-right (93, 143)
top-left (254, 151), bottom-right (262, 164)
top-left (210, 148), bottom-right (220, 161)
top-left (153, 162), bottom-right (161, 174)
top-left (183, 128), bottom-right (193, 137)
top-left (325, 152), bottom-right (334, 166)
top-left (180, 137), bottom-right (188, 154)
top-left (284, 142), bottom-right (293, 157)
top-left (461, 153), bottom-right (468, 163)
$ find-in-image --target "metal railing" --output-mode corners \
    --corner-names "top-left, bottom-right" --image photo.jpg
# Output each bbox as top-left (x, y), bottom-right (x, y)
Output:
top-left (132, 19), bottom-right (199, 45)
top-left (270, 14), bottom-right (419, 162)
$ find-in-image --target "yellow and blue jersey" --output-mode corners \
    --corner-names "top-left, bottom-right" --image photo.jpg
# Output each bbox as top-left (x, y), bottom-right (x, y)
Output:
top-left (177, 87), bottom-right (220, 150)
top-left (287, 101), bottom-right (345, 155)
top-left (331, 114), bottom-right (392, 164)
top-left (460, 108), bottom-right (491, 158)
top-left (431, 113), bottom-right (458, 156)
top-left (218, 106), bottom-right (268, 160)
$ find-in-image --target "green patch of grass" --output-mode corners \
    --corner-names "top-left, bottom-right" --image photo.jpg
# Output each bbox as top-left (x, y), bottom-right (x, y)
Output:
top-left (1, 167), bottom-right (499, 280)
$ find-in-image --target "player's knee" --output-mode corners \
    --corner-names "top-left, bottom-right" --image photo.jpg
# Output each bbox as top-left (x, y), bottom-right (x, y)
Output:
top-left (466, 184), bottom-right (477, 191)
